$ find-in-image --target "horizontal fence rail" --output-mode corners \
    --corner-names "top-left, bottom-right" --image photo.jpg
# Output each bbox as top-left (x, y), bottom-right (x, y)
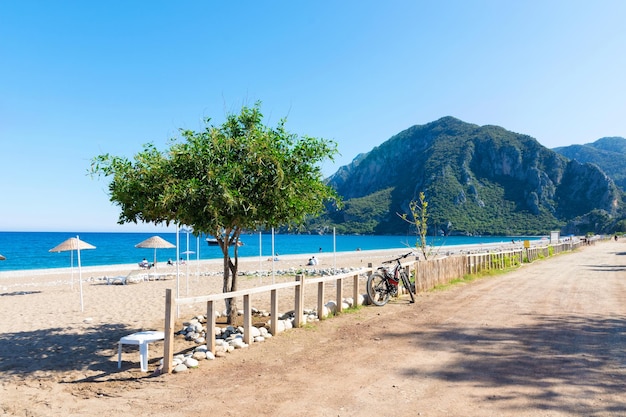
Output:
top-left (162, 236), bottom-right (597, 373)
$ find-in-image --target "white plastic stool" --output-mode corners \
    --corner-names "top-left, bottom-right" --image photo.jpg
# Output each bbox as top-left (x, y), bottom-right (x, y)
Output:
top-left (117, 330), bottom-right (165, 372)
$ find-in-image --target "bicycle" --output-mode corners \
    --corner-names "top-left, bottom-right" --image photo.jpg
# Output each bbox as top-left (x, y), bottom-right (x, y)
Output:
top-left (367, 252), bottom-right (416, 306)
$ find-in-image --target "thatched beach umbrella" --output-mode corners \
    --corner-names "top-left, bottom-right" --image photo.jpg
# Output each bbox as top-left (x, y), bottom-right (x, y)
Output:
top-left (49, 236), bottom-right (96, 312)
top-left (135, 235), bottom-right (175, 269)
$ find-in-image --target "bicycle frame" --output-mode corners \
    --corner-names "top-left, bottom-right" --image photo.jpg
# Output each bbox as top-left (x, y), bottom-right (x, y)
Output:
top-left (367, 252), bottom-right (416, 305)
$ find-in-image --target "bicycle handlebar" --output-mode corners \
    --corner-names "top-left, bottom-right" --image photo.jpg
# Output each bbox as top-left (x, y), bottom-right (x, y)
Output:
top-left (381, 252), bottom-right (414, 264)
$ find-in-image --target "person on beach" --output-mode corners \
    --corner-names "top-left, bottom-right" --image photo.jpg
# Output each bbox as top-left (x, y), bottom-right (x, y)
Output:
top-left (139, 258), bottom-right (150, 269)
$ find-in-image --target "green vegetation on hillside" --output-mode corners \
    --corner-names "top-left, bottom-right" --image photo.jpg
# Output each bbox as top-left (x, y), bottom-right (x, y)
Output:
top-left (318, 117), bottom-right (623, 236)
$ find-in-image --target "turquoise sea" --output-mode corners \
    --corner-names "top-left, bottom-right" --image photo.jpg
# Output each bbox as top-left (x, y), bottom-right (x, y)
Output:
top-left (0, 231), bottom-right (542, 272)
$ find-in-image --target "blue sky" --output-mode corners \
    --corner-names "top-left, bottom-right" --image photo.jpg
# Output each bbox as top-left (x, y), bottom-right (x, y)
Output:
top-left (1, 1), bottom-right (626, 232)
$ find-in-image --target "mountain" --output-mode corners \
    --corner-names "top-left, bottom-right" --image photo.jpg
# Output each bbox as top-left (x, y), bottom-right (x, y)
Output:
top-left (315, 117), bottom-right (623, 236)
top-left (553, 137), bottom-right (626, 190)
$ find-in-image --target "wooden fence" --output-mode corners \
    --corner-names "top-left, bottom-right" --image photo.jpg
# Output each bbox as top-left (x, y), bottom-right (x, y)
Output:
top-left (162, 237), bottom-right (591, 373)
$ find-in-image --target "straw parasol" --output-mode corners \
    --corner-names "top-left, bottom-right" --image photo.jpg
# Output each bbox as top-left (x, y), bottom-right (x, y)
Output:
top-left (49, 236), bottom-right (96, 312)
top-left (135, 235), bottom-right (175, 268)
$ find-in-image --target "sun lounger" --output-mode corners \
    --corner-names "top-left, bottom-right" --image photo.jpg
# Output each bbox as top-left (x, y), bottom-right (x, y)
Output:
top-left (146, 272), bottom-right (174, 281)
top-left (106, 275), bottom-right (128, 285)
top-left (106, 270), bottom-right (145, 285)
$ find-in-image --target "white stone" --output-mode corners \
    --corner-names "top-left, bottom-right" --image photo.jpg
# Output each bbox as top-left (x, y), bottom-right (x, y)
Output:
top-left (249, 326), bottom-right (261, 338)
top-left (183, 357), bottom-right (199, 368)
top-left (357, 294), bottom-right (365, 306)
top-left (205, 351), bottom-right (216, 360)
top-left (173, 363), bottom-right (188, 373)
top-left (253, 336), bottom-right (265, 343)
top-left (229, 338), bottom-right (247, 349)
top-left (192, 351), bottom-right (207, 360)
top-left (325, 301), bottom-right (337, 314)
top-left (268, 319), bottom-right (283, 333)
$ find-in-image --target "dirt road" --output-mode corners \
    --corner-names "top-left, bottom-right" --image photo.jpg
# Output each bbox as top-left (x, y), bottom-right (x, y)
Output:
top-left (2, 241), bottom-right (625, 416)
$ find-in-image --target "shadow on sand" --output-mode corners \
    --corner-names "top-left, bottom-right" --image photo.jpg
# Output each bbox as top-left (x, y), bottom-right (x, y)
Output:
top-left (0, 323), bottom-right (163, 379)
top-left (383, 313), bottom-right (626, 415)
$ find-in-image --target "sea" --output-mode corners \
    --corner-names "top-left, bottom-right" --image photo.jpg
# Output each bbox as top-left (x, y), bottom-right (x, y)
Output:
top-left (0, 231), bottom-right (542, 272)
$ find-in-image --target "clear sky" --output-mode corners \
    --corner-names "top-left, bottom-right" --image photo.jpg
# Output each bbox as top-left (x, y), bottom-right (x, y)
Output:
top-left (1, 1), bottom-right (626, 232)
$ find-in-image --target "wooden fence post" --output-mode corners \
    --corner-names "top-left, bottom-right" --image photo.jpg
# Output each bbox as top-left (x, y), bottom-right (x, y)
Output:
top-left (206, 300), bottom-right (216, 354)
top-left (352, 273), bottom-right (360, 307)
top-left (317, 281), bottom-right (325, 320)
top-left (294, 274), bottom-right (304, 327)
top-left (336, 276), bottom-right (343, 313)
top-left (243, 294), bottom-right (251, 344)
top-left (163, 289), bottom-right (174, 374)
top-left (367, 263), bottom-right (373, 305)
top-left (270, 289), bottom-right (278, 335)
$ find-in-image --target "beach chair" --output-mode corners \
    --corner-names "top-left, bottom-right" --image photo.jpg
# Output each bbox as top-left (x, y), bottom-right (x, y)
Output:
top-left (106, 274), bottom-right (127, 285)
top-left (106, 270), bottom-right (144, 285)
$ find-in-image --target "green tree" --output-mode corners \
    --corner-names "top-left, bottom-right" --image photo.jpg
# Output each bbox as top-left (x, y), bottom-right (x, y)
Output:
top-left (399, 192), bottom-right (429, 260)
top-left (91, 103), bottom-right (339, 323)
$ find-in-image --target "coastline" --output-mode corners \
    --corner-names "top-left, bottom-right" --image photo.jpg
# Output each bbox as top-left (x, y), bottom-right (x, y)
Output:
top-left (0, 242), bottom-right (527, 337)
top-left (0, 239), bottom-right (529, 280)
top-left (0, 232), bottom-right (541, 274)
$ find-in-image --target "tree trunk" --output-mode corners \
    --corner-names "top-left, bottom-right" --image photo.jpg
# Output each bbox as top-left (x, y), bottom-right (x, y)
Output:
top-left (219, 228), bottom-right (242, 325)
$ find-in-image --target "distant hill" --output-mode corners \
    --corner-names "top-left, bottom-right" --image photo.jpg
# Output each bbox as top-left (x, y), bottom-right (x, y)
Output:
top-left (553, 137), bottom-right (626, 190)
top-left (311, 117), bottom-right (624, 236)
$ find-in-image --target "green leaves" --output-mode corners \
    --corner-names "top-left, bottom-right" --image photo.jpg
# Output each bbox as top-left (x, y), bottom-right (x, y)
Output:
top-left (91, 101), bottom-right (340, 236)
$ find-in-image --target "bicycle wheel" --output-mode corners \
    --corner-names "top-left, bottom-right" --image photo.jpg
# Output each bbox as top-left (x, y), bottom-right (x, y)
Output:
top-left (400, 271), bottom-right (415, 303)
top-left (367, 273), bottom-right (391, 306)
